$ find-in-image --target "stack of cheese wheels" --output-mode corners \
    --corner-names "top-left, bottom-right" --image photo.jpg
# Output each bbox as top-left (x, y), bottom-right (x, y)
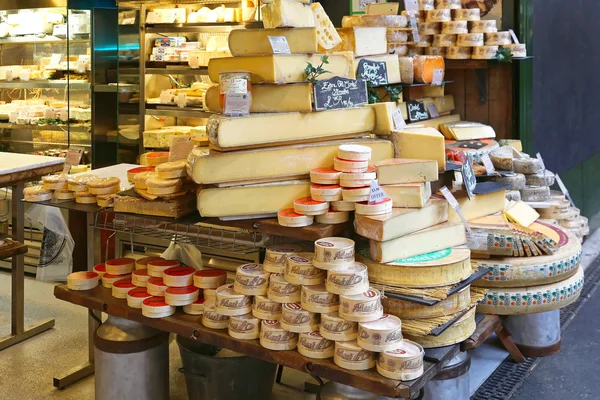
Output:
top-left (102, 272), bottom-right (132, 288)
top-left (68, 173), bottom-right (98, 191)
top-left (127, 287), bottom-right (152, 309)
top-left (202, 306), bottom-right (230, 329)
top-left (183, 297), bottom-right (205, 315)
top-left (377, 340), bottom-right (425, 381)
top-left (298, 332), bottom-right (335, 359)
top-left (147, 277), bottom-right (168, 296)
top-left (193, 269), bottom-right (227, 289)
top-left (339, 289), bottom-right (384, 322)
top-left (145, 177), bottom-right (182, 195)
top-left (148, 259), bottom-right (180, 278)
top-left (67, 271), bottom-right (99, 291)
top-left (215, 284), bottom-right (252, 316)
top-left (93, 263), bottom-right (106, 279)
top-left (132, 269), bottom-right (150, 287)
top-left (155, 160), bottom-right (187, 179)
top-left (406, 307), bottom-right (477, 348)
top-left (163, 266), bottom-right (195, 287)
top-left (105, 258), bottom-right (135, 275)
top-left (253, 295), bottom-right (283, 320)
top-left (88, 177), bottom-right (120, 195)
top-left (263, 244), bottom-right (303, 274)
top-left (127, 166), bottom-right (155, 183)
top-left (75, 191), bottom-right (97, 204)
top-left (284, 253), bottom-right (326, 286)
top-left (133, 171), bottom-right (156, 190)
top-left (310, 168), bottom-right (341, 185)
top-left (142, 297), bottom-right (175, 318)
top-left (42, 174), bottom-right (69, 190)
top-left (234, 263), bottom-right (269, 295)
top-left (268, 273), bottom-right (301, 303)
top-left (135, 256), bottom-right (164, 270)
top-left (334, 340), bottom-right (376, 370)
top-left (280, 303), bottom-right (320, 333)
top-left (260, 320), bottom-right (298, 350)
top-left (112, 278), bottom-right (136, 299)
top-left (293, 197), bottom-right (329, 216)
top-left (313, 237), bottom-right (355, 270)
top-left (357, 314), bottom-right (403, 352)
top-left (326, 262), bottom-right (370, 295)
top-left (23, 185), bottom-right (53, 202)
top-left (165, 286), bottom-right (199, 306)
top-left (301, 284), bottom-right (339, 313)
top-left (320, 311), bottom-right (359, 341)
top-left (228, 313), bottom-right (260, 340)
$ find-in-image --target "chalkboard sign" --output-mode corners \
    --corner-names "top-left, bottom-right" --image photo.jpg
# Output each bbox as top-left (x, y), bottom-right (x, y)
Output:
top-left (407, 100), bottom-right (429, 122)
top-left (357, 59), bottom-right (388, 87)
top-left (461, 155), bottom-right (477, 200)
top-left (314, 77), bottom-right (368, 111)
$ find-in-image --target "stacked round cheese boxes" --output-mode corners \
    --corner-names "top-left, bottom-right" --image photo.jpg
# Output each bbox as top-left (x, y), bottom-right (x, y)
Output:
top-left (399, 0), bottom-right (526, 59)
top-left (25, 173), bottom-right (121, 207)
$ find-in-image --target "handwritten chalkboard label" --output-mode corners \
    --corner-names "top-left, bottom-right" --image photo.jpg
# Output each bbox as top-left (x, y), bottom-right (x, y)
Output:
top-left (461, 155), bottom-right (477, 200)
top-left (314, 77), bottom-right (368, 111)
top-left (357, 59), bottom-right (388, 87)
top-left (407, 100), bottom-right (429, 122)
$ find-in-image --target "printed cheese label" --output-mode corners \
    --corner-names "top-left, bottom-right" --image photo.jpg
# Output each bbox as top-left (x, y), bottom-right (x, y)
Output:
top-left (368, 179), bottom-right (390, 205)
top-left (268, 36), bottom-right (291, 54)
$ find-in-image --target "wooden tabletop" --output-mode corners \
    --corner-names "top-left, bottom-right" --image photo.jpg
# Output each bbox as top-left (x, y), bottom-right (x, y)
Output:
top-left (54, 284), bottom-right (461, 398)
top-left (0, 153), bottom-right (64, 186)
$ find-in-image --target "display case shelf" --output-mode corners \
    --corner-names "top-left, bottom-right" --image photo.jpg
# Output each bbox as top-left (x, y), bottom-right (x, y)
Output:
top-left (5, 140), bottom-right (91, 147)
top-left (0, 123), bottom-right (90, 132)
top-left (144, 63), bottom-right (208, 75)
top-left (0, 80), bottom-right (90, 90)
top-left (146, 21), bottom-right (261, 33)
top-left (145, 107), bottom-right (213, 118)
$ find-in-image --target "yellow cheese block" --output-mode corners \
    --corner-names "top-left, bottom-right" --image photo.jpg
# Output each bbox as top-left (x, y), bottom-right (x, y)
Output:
top-left (207, 108), bottom-right (375, 150)
top-left (354, 198), bottom-right (448, 241)
top-left (311, 3), bottom-right (343, 50)
top-left (439, 121), bottom-right (496, 140)
top-left (330, 27), bottom-right (388, 57)
top-left (204, 83), bottom-right (313, 113)
top-left (197, 180), bottom-right (311, 218)
top-left (376, 158), bottom-right (439, 184)
top-left (208, 53), bottom-right (355, 84)
top-left (390, 127), bottom-right (446, 170)
top-left (505, 201), bottom-right (540, 227)
top-left (261, 0), bottom-right (315, 29)
top-left (366, 102), bottom-right (397, 135)
top-left (422, 85), bottom-right (445, 97)
top-left (355, 54), bottom-right (402, 85)
top-left (188, 138), bottom-right (393, 185)
top-left (228, 28), bottom-right (318, 56)
top-left (407, 114), bottom-right (461, 130)
top-left (382, 182), bottom-right (432, 208)
top-left (442, 189), bottom-right (506, 223)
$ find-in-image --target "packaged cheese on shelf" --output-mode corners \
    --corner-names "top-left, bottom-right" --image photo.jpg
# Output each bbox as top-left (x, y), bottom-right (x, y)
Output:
top-left (330, 27), bottom-right (388, 57)
top-left (502, 44), bottom-right (527, 58)
top-left (261, 0), bottom-right (315, 28)
top-left (457, 33), bottom-right (484, 47)
top-left (204, 83), bottom-right (313, 113)
top-left (470, 20), bottom-right (498, 33)
top-left (425, 9), bottom-right (451, 22)
top-left (446, 46), bottom-right (471, 59)
top-left (485, 31), bottom-right (512, 46)
top-left (453, 8), bottom-right (481, 21)
top-left (413, 55), bottom-right (445, 84)
top-left (228, 28), bottom-right (318, 56)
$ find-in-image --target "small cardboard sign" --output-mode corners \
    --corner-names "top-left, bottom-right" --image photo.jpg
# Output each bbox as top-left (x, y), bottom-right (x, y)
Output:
top-left (368, 180), bottom-right (390, 205)
top-left (461, 155), bottom-right (477, 200)
top-left (392, 108), bottom-right (406, 129)
top-left (268, 36), bottom-right (291, 54)
top-left (481, 154), bottom-right (495, 174)
top-left (427, 103), bottom-right (440, 119)
top-left (439, 186), bottom-right (480, 248)
top-left (357, 59), bottom-right (388, 87)
top-left (407, 100), bottom-right (429, 123)
top-left (313, 77), bottom-right (368, 111)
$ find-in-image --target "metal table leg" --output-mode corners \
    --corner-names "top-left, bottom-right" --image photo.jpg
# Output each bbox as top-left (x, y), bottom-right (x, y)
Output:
top-left (0, 182), bottom-right (55, 350)
top-left (53, 212), bottom-right (98, 389)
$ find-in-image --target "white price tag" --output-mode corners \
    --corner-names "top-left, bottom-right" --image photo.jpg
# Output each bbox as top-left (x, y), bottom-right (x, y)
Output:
top-left (410, 15), bottom-right (420, 43)
top-left (220, 78), bottom-right (248, 95)
top-left (404, 0), bottom-right (419, 14)
top-left (20, 69), bottom-right (30, 82)
top-left (176, 93), bottom-right (187, 108)
top-left (536, 152), bottom-right (546, 174)
top-left (440, 186), bottom-right (480, 248)
top-left (368, 180), bottom-right (391, 205)
top-left (268, 36), bottom-right (291, 55)
top-left (431, 69), bottom-right (444, 86)
top-left (482, 154), bottom-right (495, 174)
top-left (53, 24), bottom-right (67, 37)
top-left (392, 108), bottom-right (406, 129)
top-left (470, 231), bottom-right (490, 251)
top-left (50, 53), bottom-right (62, 67)
top-left (427, 103), bottom-right (439, 118)
top-left (509, 29), bottom-right (520, 44)
top-left (77, 59), bottom-right (86, 74)
top-left (5, 69), bottom-right (12, 82)
top-left (224, 93), bottom-right (251, 116)
top-left (159, 91), bottom-right (172, 104)
top-left (555, 174), bottom-right (576, 208)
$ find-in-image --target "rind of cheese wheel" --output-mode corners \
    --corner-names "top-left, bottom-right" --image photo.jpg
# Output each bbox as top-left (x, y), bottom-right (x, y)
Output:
top-left (207, 108), bottom-right (374, 149)
top-left (24, 185), bottom-right (53, 202)
top-left (204, 83), bottom-right (313, 113)
top-left (198, 180), bottom-right (311, 218)
top-left (446, 46), bottom-right (471, 59)
top-left (330, 27), bottom-right (388, 57)
top-left (311, 2), bottom-right (342, 50)
top-left (387, 29), bottom-right (409, 43)
top-left (441, 21), bottom-right (468, 34)
top-left (432, 34), bottom-right (456, 47)
top-left (418, 22), bottom-right (441, 36)
top-left (384, 287), bottom-right (470, 319)
top-left (405, 307), bottom-right (476, 348)
top-left (472, 46), bottom-right (499, 60)
top-left (365, 102), bottom-right (397, 136)
top-left (75, 191), bottom-right (97, 204)
top-left (355, 54), bottom-right (402, 85)
top-left (485, 31), bottom-right (512, 46)
top-left (208, 53), bottom-right (355, 84)
top-left (342, 15), bottom-right (408, 28)
top-left (228, 28), bottom-right (318, 56)
top-left (425, 9), bottom-right (451, 22)
top-left (413, 55), bottom-right (445, 84)
top-left (156, 160), bottom-right (187, 179)
top-left (399, 57), bottom-right (414, 84)
top-left (67, 174), bottom-right (98, 191)
top-left (261, 0), bottom-right (315, 29)
top-left (133, 171), bottom-right (157, 190)
top-left (502, 44), bottom-right (527, 58)
top-left (452, 8), bottom-right (481, 21)
top-left (457, 33), bottom-right (484, 47)
top-left (145, 177), bottom-right (183, 195)
top-left (388, 43), bottom-right (409, 56)
top-left (88, 177), bottom-right (120, 189)
top-left (469, 20), bottom-right (498, 33)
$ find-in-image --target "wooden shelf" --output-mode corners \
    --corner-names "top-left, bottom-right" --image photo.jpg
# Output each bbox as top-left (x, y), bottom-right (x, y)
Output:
top-left (0, 240), bottom-right (28, 260)
top-left (54, 284), bottom-right (461, 399)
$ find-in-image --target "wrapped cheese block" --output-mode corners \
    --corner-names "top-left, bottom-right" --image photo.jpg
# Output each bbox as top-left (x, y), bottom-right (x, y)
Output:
top-left (441, 21), bottom-right (468, 34)
top-left (342, 15), bottom-right (408, 28)
top-left (470, 20), bottom-right (498, 33)
top-left (485, 31), bottom-right (512, 46)
top-left (472, 46), bottom-right (499, 60)
top-left (413, 56), bottom-right (445, 84)
top-left (435, 0), bottom-right (461, 9)
top-left (446, 46), bottom-right (471, 59)
top-left (457, 33), bottom-right (484, 47)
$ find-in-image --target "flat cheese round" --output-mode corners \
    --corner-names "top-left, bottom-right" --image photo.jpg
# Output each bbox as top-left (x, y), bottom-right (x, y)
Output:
top-left (472, 46), bottom-right (499, 60)
top-left (313, 237), bottom-right (355, 270)
top-left (485, 31), bottom-right (512, 46)
top-left (377, 340), bottom-right (425, 381)
top-left (67, 271), bottom-right (99, 291)
top-left (315, 210), bottom-right (350, 224)
top-left (326, 262), bottom-right (370, 295)
top-left (146, 277), bottom-right (167, 296)
top-left (253, 295), bottom-right (282, 320)
top-left (298, 332), bottom-right (335, 359)
top-left (215, 283), bottom-right (252, 316)
top-left (264, 244), bottom-right (303, 273)
top-left (193, 269), bottom-right (227, 289)
top-left (163, 266), bottom-right (195, 287)
top-left (446, 46), bottom-right (471, 59)
top-left (333, 157), bottom-right (368, 173)
top-left (260, 320), bottom-right (298, 350)
top-left (457, 33), bottom-right (484, 47)
top-left (469, 20), bottom-right (497, 33)
top-left (320, 312), bottom-right (358, 341)
top-left (228, 313), bottom-right (260, 340)
top-left (331, 200), bottom-right (356, 211)
top-left (234, 263), bottom-right (269, 296)
top-left (339, 289), bottom-right (384, 323)
top-left (280, 303), bottom-right (319, 333)
top-left (354, 198), bottom-right (393, 216)
top-left (383, 286), bottom-right (471, 319)
top-left (165, 285), bottom-right (199, 306)
top-left (334, 340), bottom-right (376, 370)
top-left (202, 306), bottom-right (230, 329)
top-left (452, 8), bottom-right (480, 21)
top-left (310, 168), bottom-right (342, 185)
top-left (293, 197), bottom-right (329, 215)
top-left (278, 208), bottom-right (314, 227)
top-left (357, 314), bottom-right (403, 352)
top-left (338, 144), bottom-right (372, 161)
top-left (284, 253), bottom-right (325, 285)
top-left (405, 307), bottom-right (476, 348)
top-left (127, 288), bottom-right (152, 309)
top-left (268, 273), bottom-right (301, 303)
top-left (301, 284), bottom-right (340, 313)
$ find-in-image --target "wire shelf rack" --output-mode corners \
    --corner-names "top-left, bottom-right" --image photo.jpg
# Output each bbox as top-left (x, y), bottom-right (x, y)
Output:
top-left (93, 210), bottom-right (267, 255)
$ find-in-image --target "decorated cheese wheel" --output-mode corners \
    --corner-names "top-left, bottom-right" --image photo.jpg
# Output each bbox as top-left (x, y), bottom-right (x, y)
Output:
top-left (383, 286), bottom-right (471, 319)
top-left (293, 197), bottom-right (329, 216)
top-left (135, 256), bottom-right (163, 270)
top-left (203, 288), bottom-right (217, 308)
top-left (263, 244), bottom-right (303, 273)
top-left (315, 210), bottom-right (350, 225)
top-left (377, 340), bottom-right (425, 381)
top-left (470, 20), bottom-right (498, 33)
top-left (253, 295), bottom-right (283, 320)
top-left (457, 33), bottom-right (484, 47)
top-left (485, 31), bottom-right (512, 46)
top-left (310, 184), bottom-right (343, 202)
top-left (93, 263), bottom-right (106, 279)
top-left (333, 158), bottom-right (368, 173)
top-left (234, 263), bottom-right (269, 295)
top-left (112, 278), bottom-right (136, 299)
top-left (127, 288), bottom-right (152, 309)
top-left (102, 272), bottom-right (132, 288)
top-left (339, 289), bottom-right (384, 323)
top-left (355, 198), bottom-right (393, 216)
top-left (147, 277), bottom-right (168, 296)
top-left (183, 298), bottom-right (205, 315)
top-left (436, 0), bottom-right (461, 9)
top-left (444, 139), bottom-right (499, 164)
top-left (105, 258), bottom-right (135, 275)
top-left (215, 284), bottom-right (252, 316)
top-left (320, 312), bottom-right (359, 341)
top-left (432, 33), bottom-right (456, 47)
top-left (310, 168), bottom-right (342, 185)
top-left (298, 332), bottom-right (335, 359)
top-left (357, 314), bottom-right (403, 352)
top-left (441, 21), bottom-right (467, 34)
top-left (165, 286), bottom-right (199, 306)
top-left (342, 186), bottom-right (370, 202)
top-left (502, 43), bottom-right (527, 58)
top-left (268, 273), bottom-right (301, 303)
top-left (67, 271), bottom-right (99, 291)
top-left (301, 284), bottom-right (340, 313)
top-left (163, 266), bottom-right (195, 287)
top-left (339, 167), bottom-right (376, 188)
top-left (425, 9), bottom-right (451, 22)
top-left (418, 22), bottom-right (441, 36)
top-left (280, 303), bottom-right (319, 333)
top-left (148, 259), bottom-right (180, 278)
top-left (331, 200), bottom-right (356, 212)
top-left (326, 262), bottom-right (370, 295)
top-left (193, 269), bottom-right (227, 289)
top-left (202, 306), bottom-right (230, 329)
top-left (228, 313), bottom-right (260, 340)
top-left (405, 307), bottom-right (477, 348)
top-left (452, 8), bottom-right (480, 21)
top-left (260, 320), bottom-right (298, 350)
top-left (357, 246), bottom-right (472, 288)
top-left (472, 46), bottom-right (499, 60)
top-left (141, 296), bottom-right (175, 318)
top-left (338, 144), bottom-right (372, 161)
top-left (132, 269), bottom-right (150, 287)
top-left (284, 253), bottom-right (325, 285)
top-left (278, 208), bottom-right (314, 227)
top-left (313, 237), bottom-right (355, 270)
top-left (446, 46), bottom-right (471, 59)
top-left (425, 47), bottom-right (446, 57)
top-left (334, 340), bottom-right (376, 371)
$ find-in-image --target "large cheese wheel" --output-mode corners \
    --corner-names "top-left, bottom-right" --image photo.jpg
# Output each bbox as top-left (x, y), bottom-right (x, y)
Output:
top-left (474, 224), bottom-right (581, 288)
top-left (383, 286), bottom-right (470, 319)
top-left (477, 266), bottom-right (584, 315)
top-left (413, 55), bottom-right (445, 84)
top-left (404, 307), bottom-right (476, 348)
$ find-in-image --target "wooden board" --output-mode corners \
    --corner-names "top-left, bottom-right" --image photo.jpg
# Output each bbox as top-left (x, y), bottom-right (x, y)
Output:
top-left (54, 284), bottom-right (461, 399)
top-left (0, 240), bottom-right (27, 260)
top-left (0, 163), bottom-right (64, 187)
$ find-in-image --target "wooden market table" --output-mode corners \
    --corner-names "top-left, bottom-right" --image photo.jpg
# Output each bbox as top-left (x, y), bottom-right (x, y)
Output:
top-left (0, 152), bottom-right (64, 350)
top-left (55, 284), bottom-right (462, 399)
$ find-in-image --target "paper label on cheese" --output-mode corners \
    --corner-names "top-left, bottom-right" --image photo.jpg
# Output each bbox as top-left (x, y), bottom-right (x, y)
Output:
top-left (440, 186), bottom-right (479, 248)
top-left (368, 180), bottom-right (390, 205)
top-left (509, 29), bottom-right (520, 44)
top-left (220, 78), bottom-right (247, 95)
top-left (404, 0), bottom-right (419, 15)
top-left (224, 93), bottom-right (251, 117)
top-left (482, 154), bottom-right (495, 174)
top-left (268, 36), bottom-right (292, 54)
top-left (431, 69), bottom-right (444, 86)
top-left (427, 103), bottom-right (440, 118)
top-left (392, 108), bottom-right (406, 129)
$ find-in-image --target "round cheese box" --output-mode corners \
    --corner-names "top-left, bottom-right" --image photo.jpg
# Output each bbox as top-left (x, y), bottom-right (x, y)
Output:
top-left (102, 272), bottom-right (132, 289)
top-left (310, 168), bottom-right (342, 185)
top-left (293, 197), bottom-right (329, 216)
top-left (333, 157), bottom-right (368, 173)
top-left (263, 244), bottom-right (303, 273)
top-left (148, 259), bottom-right (180, 278)
top-left (132, 269), bottom-right (150, 287)
top-left (377, 340), bottom-right (425, 381)
top-left (93, 263), bottom-right (106, 279)
top-left (253, 295), bottom-right (283, 320)
top-left (260, 320), bottom-right (298, 351)
top-left (127, 288), bottom-right (152, 309)
top-left (203, 288), bottom-right (218, 308)
top-left (301, 284), bottom-right (340, 313)
top-left (337, 144), bottom-right (372, 161)
top-left (278, 208), bottom-right (314, 227)
top-left (141, 297), bottom-right (175, 318)
top-left (183, 298), bottom-right (205, 315)
top-left (228, 313), bottom-right (260, 340)
top-left (315, 210), bottom-right (350, 225)
top-left (355, 198), bottom-right (393, 216)
top-left (334, 340), bottom-right (376, 371)
top-left (147, 277), bottom-right (168, 296)
top-left (310, 184), bottom-right (342, 202)
top-left (342, 186), bottom-right (370, 202)
top-left (331, 200), bottom-right (356, 212)
top-left (112, 278), bottom-right (136, 299)
top-left (284, 253), bottom-right (326, 285)
top-left (67, 271), bottom-right (99, 291)
top-left (268, 273), bottom-right (301, 303)
top-left (165, 285), bottom-right (199, 306)
top-left (105, 257), bottom-right (135, 275)
top-left (163, 266), bottom-right (195, 287)
top-left (193, 269), bottom-right (227, 289)
top-left (234, 263), bottom-right (269, 296)
top-left (326, 262), bottom-right (369, 295)
top-left (202, 306), bottom-right (230, 329)
top-left (357, 314), bottom-right (403, 352)
top-left (280, 303), bottom-right (320, 333)
top-left (135, 256), bottom-right (164, 270)
top-left (313, 237), bottom-right (355, 271)
top-left (215, 284), bottom-right (252, 316)
top-left (339, 167), bottom-right (376, 188)
top-left (320, 312), bottom-right (359, 341)
top-left (298, 332), bottom-right (335, 359)
top-left (340, 289), bottom-right (384, 323)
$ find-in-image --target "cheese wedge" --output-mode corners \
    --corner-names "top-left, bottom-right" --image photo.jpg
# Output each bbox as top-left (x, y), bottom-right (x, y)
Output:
top-left (198, 180), bottom-right (311, 218)
top-left (354, 198), bottom-right (449, 241)
top-left (390, 127), bottom-right (446, 170)
top-left (369, 223), bottom-right (467, 263)
top-left (441, 189), bottom-right (506, 223)
top-left (439, 121), bottom-right (496, 140)
top-left (422, 85), bottom-right (445, 97)
top-left (311, 3), bottom-right (342, 50)
top-left (261, 0), bottom-right (315, 29)
top-left (188, 139), bottom-right (394, 185)
top-left (355, 54), bottom-right (402, 85)
top-left (331, 27), bottom-right (388, 56)
top-left (382, 182), bottom-right (432, 208)
top-left (376, 159), bottom-right (439, 184)
top-left (426, 95), bottom-right (455, 114)
top-left (204, 83), bottom-right (313, 113)
top-left (207, 108), bottom-right (375, 149)
top-left (407, 114), bottom-right (461, 130)
top-left (366, 102), bottom-right (397, 135)
top-left (228, 28), bottom-right (318, 56)
top-left (505, 201), bottom-right (540, 227)
top-left (413, 56), bottom-right (445, 84)
top-left (208, 53), bottom-right (355, 84)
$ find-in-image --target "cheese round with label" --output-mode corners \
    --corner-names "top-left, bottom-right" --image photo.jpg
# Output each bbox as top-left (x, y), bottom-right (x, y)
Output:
top-left (457, 33), bottom-right (484, 47)
top-left (165, 285), bottom-right (199, 306)
top-left (102, 272), bottom-right (132, 289)
top-left (293, 197), bottom-right (329, 216)
top-left (340, 289), bottom-right (384, 323)
top-left (469, 20), bottom-right (498, 33)
top-left (326, 262), bottom-right (370, 295)
top-left (452, 8), bottom-right (480, 21)
top-left (433, 33), bottom-right (457, 47)
top-left (334, 340), bottom-right (376, 370)
top-left (280, 303), bottom-right (320, 333)
top-left (333, 157), bottom-right (368, 173)
top-left (203, 288), bottom-right (218, 308)
top-left (163, 266), bottom-right (195, 287)
top-left (67, 271), bottom-right (99, 291)
top-left (183, 298), bottom-right (205, 315)
top-left (142, 297), bottom-right (176, 318)
top-left (234, 263), bottom-right (269, 296)
top-left (354, 198), bottom-right (393, 216)
top-left (278, 208), bottom-right (314, 227)
top-left (193, 269), bottom-right (227, 289)
top-left (425, 9), bottom-right (451, 22)
top-left (446, 46), bottom-right (471, 59)
top-left (147, 277), bottom-right (168, 296)
top-left (472, 46), bottom-right (499, 60)
top-left (502, 44), bottom-right (527, 58)
top-left (441, 22), bottom-right (467, 35)
top-left (436, 0), bottom-right (461, 9)
top-left (264, 244), bottom-right (303, 273)
top-left (284, 253), bottom-right (325, 285)
top-left (112, 278), bottom-right (136, 299)
top-left (315, 210), bottom-right (350, 225)
top-left (377, 340), bottom-right (425, 381)
top-left (148, 259), bottom-right (180, 278)
top-left (342, 186), bottom-right (370, 202)
top-left (419, 0), bottom-right (435, 10)
top-left (127, 288), bottom-right (152, 309)
top-left (268, 273), bottom-right (301, 303)
top-left (313, 237), bottom-right (355, 270)
top-left (105, 258), bottom-right (135, 275)
top-left (331, 200), bottom-right (356, 212)
top-left (301, 284), bottom-right (340, 313)
top-left (485, 31), bottom-right (512, 45)
top-left (310, 184), bottom-right (343, 202)
top-left (260, 320), bottom-right (298, 350)
top-left (339, 167), bottom-right (376, 188)
top-left (425, 47), bottom-right (446, 56)
top-left (229, 313), bottom-right (260, 340)
top-left (357, 314), bottom-right (403, 352)
top-left (338, 144), bottom-right (372, 161)
top-left (202, 306), bottom-right (230, 329)
top-left (320, 312), bottom-right (359, 341)
top-left (215, 284), bottom-right (252, 316)
top-left (418, 22), bottom-right (441, 35)
top-left (310, 168), bottom-right (342, 185)
top-left (253, 295), bottom-right (283, 320)
top-left (132, 269), bottom-right (150, 287)
top-left (298, 332), bottom-right (335, 359)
